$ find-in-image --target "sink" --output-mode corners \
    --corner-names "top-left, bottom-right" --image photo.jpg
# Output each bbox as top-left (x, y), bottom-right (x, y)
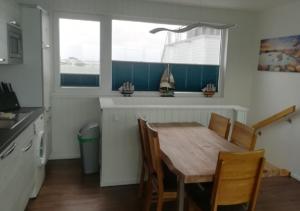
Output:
top-left (0, 112), bottom-right (32, 129)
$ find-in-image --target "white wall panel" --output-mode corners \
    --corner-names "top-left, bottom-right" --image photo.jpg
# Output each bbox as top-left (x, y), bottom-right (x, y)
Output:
top-left (0, 0), bottom-right (20, 22)
top-left (50, 96), bottom-right (100, 159)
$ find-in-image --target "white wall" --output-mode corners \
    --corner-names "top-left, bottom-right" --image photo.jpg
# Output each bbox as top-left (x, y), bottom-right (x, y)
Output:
top-left (51, 95), bottom-right (100, 159)
top-left (20, 0), bottom-right (259, 106)
top-left (16, 0), bottom-right (259, 159)
top-left (0, 0), bottom-right (20, 21)
top-left (249, 1), bottom-right (300, 180)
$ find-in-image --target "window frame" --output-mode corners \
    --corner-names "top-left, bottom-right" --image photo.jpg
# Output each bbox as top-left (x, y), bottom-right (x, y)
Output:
top-left (53, 12), bottom-right (110, 95)
top-left (53, 12), bottom-right (228, 97)
top-left (110, 17), bottom-right (228, 97)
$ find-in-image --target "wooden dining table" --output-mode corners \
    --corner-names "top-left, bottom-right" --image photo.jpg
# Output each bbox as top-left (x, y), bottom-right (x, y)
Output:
top-left (150, 122), bottom-right (246, 211)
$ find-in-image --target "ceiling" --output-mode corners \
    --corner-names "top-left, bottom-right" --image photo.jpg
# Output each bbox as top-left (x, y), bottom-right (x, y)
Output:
top-left (145, 0), bottom-right (298, 11)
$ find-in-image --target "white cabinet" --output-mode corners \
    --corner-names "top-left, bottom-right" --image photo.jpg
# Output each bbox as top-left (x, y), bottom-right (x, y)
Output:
top-left (17, 125), bottom-right (35, 211)
top-left (20, 5), bottom-right (53, 109)
top-left (21, 4), bottom-right (52, 158)
top-left (0, 124), bottom-right (35, 211)
top-left (0, 142), bottom-right (18, 211)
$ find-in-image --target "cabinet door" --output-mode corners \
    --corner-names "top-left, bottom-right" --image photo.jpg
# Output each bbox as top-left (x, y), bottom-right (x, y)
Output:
top-left (0, 124), bottom-right (35, 211)
top-left (0, 142), bottom-right (18, 190)
top-left (0, 142), bottom-right (19, 211)
top-left (41, 11), bottom-right (52, 109)
top-left (17, 136), bottom-right (35, 211)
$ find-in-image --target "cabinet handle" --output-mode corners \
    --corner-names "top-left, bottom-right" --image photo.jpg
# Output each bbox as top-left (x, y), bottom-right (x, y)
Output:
top-left (22, 140), bottom-right (33, 152)
top-left (0, 143), bottom-right (16, 160)
top-left (0, 58), bottom-right (6, 62)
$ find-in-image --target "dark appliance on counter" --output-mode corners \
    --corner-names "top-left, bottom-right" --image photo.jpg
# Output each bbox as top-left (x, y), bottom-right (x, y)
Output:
top-left (0, 82), bottom-right (20, 111)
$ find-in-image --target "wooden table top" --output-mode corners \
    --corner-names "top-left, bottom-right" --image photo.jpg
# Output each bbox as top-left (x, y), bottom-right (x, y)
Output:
top-left (150, 122), bottom-right (245, 183)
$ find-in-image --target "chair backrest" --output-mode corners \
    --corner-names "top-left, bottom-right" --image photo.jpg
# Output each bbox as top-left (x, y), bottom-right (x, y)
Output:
top-left (137, 118), bottom-right (152, 172)
top-left (146, 123), bottom-right (164, 185)
top-left (211, 150), bottom-right (265, 211)
top-left (208, 112), bottom-right (231, 139)
top-left (231, 121), bottom-right (257, 151)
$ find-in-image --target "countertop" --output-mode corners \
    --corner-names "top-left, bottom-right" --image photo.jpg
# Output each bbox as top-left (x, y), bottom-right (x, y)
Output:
top-left (99, 97), bottom-right (248, 111)
top-left (0, 107), bottom-right (43, 154)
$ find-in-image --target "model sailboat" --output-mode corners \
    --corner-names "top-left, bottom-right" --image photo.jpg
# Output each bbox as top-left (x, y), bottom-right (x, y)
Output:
top-left (160, 64), bottom-right (175, 97)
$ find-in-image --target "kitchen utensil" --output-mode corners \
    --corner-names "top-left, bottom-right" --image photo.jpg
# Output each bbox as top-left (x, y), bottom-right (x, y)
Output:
top-left (0, 81), bottom-right (20, 111)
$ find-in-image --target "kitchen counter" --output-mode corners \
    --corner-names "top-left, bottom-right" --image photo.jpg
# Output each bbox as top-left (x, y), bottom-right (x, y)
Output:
top-left (0, 107), bottom-right (43, 154)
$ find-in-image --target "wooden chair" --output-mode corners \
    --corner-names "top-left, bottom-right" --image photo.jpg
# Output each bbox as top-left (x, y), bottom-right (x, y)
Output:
top-left (143, 123), bottom-right (177, 211)
top-left (208, 113), bottom-right (231, 139)
top-left (230, 121), bottom-right (256, 151)
top-left (137, 118), bottom-right (151, 198)
top-left (186, 150), bottom-right (265, 211)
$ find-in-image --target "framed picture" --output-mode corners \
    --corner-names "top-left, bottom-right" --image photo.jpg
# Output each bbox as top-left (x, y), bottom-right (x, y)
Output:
top-left (258, 35), bottom-right (300, 72)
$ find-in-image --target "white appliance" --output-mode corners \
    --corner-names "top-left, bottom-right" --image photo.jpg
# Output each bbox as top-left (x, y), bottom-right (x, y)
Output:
top-left (31, 114), bottom-right (49, 198)
top-left (0, 21), bottom-right (23, 64)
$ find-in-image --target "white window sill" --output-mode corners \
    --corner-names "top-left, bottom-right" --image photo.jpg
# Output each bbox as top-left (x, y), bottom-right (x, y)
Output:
top-left (52, 90), bottom-right (223, 98)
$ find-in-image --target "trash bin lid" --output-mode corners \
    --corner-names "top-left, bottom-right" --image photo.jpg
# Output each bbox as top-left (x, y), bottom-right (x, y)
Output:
top-left (78, 122), bottom-right (100, 140)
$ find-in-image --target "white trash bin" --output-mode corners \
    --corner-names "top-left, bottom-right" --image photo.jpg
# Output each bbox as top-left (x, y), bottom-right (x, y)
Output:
top-left (78, 122), bottom-right (100, 174)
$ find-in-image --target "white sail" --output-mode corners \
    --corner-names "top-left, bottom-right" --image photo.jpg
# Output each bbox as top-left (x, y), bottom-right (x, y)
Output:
top-left (160, 65), bottom-right (175, 90)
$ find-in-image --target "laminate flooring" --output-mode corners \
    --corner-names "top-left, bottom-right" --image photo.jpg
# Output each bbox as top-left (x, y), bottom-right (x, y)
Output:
top-left (26, 159), bottom-right (300, 211)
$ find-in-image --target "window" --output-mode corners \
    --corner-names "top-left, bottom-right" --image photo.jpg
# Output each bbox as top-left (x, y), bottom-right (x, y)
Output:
top-left (112, 20), bottom-right (183, 63)
top-left (59, 18), bottom-right (100, 87)
top-left (111, 20), bottom-right (223, 92)
top-left (55, 14), bottom-right (227, 95)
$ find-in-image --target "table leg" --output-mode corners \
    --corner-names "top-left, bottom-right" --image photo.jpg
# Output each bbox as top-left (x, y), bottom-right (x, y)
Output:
top-left (177, 177), bottom-right (185, 211)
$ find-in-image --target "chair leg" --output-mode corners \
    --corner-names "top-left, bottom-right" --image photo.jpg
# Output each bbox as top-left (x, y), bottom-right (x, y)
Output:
top-left (138, 164), bottom-right (146, 198)
top-left (156, 192), bottom-right (164, 211)
top-left (212, 204), bottom-right (218, 211)
top-left (143, 175), bottom-right (152, 211)
top-left (248, 203), bottom-right (256, 211)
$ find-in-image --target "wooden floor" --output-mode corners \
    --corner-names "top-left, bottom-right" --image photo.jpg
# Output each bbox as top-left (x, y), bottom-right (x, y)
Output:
top-left (26, 159), bottom-right (300, 211)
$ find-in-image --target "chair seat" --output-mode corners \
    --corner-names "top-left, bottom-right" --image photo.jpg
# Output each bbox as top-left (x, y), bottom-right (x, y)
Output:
top-left (186, 184), bottom-right (246, 211)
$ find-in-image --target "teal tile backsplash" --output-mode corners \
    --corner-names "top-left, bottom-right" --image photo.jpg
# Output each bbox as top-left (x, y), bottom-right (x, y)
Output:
top-left (112, 61), bottom-right (219, 92)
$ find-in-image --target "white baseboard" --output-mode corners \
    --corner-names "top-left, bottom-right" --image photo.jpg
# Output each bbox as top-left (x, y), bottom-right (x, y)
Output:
top-left (49, 153), bottom-right (80, 160)
top-left (291, 173), bottom-right (300, 181)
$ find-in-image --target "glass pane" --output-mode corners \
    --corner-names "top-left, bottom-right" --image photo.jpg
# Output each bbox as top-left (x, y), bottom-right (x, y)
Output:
top-left (112, 20), bottom-right (180, 63)
top-left (112, 20), bottom-right (221, 65)
top-left (59, 18), bottom-right (100, 78)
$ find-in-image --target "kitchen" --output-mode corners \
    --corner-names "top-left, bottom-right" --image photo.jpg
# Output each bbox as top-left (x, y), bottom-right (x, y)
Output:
top-left (1, 0), bottom-right (300, 210)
